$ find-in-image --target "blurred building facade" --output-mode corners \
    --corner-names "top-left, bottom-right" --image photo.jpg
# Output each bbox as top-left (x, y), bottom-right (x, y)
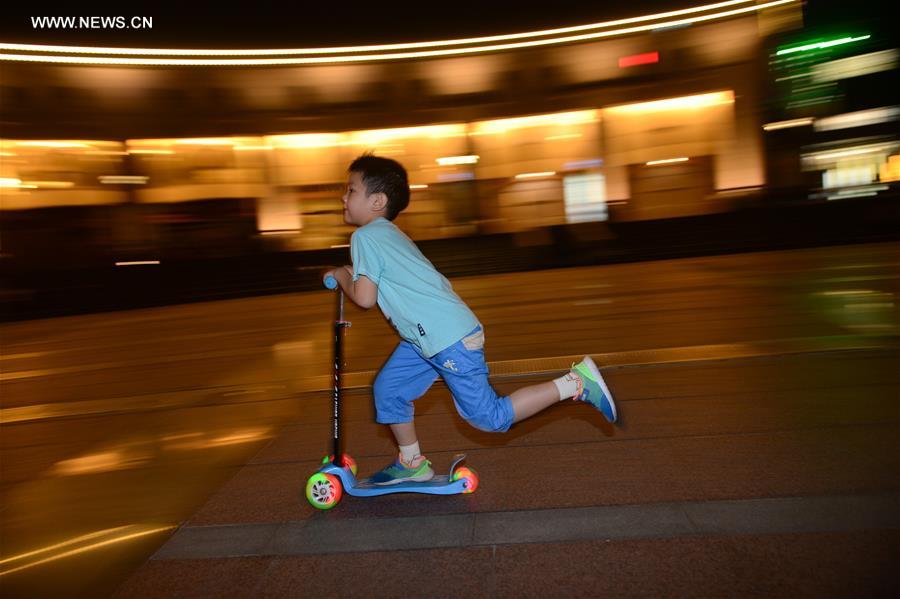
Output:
top-left (760, 16), bottom-right (899, 200)
top-left (3, 0), bottom-right (893, 275)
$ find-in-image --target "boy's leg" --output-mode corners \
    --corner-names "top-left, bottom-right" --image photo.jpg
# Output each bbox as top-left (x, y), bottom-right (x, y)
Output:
top-left (432, 327), bottom-right (516, 433)
top-left (509, 356), bottom-right (617, 424)
top-left (508, 382), bottom-right (563, 423)
top-left (371, 341), bottom-right (439, 484)
top-left (389, 422), bottom-right (423, 465)
top-left (435, 326), bottom-right (617, 429)
top-left (389, 422), bottom-right (419, 446)
top-left (373, 341), bottom-right (438, 433)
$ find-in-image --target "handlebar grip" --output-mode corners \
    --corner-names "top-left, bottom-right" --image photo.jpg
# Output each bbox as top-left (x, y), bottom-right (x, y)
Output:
top-left (324, 275), bottom-right (338, 290)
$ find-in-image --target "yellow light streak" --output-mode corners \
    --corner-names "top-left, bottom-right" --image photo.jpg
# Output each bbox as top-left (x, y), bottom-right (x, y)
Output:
top-left (545, 134), bottom-right (584, 141)
top-left (0, 526), bottom-right (132, 566)
top-left (267, 133), bottom-right (345, 149)
top-left (473, 110), bottom-right (598, 134)
top-left (762, 117), bottom-right (815, 131)
top-left (99, 176), bottom-right (149, 184)
top-left (813, 146), bottom-right (893, 161)
top-left (0, 178), bottom-right (75, 189)
top-left (54, 451), bottom-right (131, 476)
top-left (173, 138), bottom-right (235, 146)
top-left (814, 107), bottom-right (900, 132)
top-left (26, 181), bottom-right (76, 189)
top-left (0, 1), bottom-right (796, 66)
top-left (349, 124), bottom-right (467, 144)
top-left (646, 157), bottom-right (690, 165)
top-left (0, 2), bottom-right (758, 57)
top-left (606, 91), bottom-right (734, 113)
top-left (14, 141), bottom-right (91, 149)
top-left (0, 525), bottom-right (174, 577)
top-left (819, 290), bottom-right (876, 296)
top-left (204, 427), bottom-right (271, 448)
top-left (436, 155), bottom-right (480, 166)
top-left (515, 171), bottom-right (557, 179)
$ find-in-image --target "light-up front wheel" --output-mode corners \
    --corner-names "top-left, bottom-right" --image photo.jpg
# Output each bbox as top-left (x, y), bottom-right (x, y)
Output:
top-left (306, 472), bottom-right (343, 509)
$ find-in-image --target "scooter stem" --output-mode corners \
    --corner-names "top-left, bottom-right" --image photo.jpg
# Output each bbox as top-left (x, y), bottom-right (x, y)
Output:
top-left (333, 290), bottom-right (344, 466)
top-left (332, 290), bottom-right (352, 467)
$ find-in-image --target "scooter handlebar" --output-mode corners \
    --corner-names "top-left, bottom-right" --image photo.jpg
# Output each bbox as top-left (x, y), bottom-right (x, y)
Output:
top-left (324, 274), bottom-right (338, 290)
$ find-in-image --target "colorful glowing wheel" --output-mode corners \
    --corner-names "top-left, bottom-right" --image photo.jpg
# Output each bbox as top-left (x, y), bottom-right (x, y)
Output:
top-left (451, 466), bottom-right (479, 494)
top-left (306, 472), bottom-right (343, 509)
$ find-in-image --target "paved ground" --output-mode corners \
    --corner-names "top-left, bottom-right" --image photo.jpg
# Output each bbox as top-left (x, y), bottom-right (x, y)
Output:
top-left (1, 242), bottom-right (898, 597)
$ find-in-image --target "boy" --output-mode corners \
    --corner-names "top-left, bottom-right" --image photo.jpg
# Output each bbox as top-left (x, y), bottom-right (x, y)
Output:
top-left (324, 154), bottom-right (617, 485)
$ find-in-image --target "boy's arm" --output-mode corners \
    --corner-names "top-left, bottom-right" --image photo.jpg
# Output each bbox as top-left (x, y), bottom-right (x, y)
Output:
top-left (331, 265), bottom-right (378, 309)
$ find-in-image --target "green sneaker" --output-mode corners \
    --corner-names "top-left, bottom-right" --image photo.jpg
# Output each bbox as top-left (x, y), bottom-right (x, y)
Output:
top-left (370, 454), bottom-right (434, 485)
top-left (571, 356), bottom-right (618, 423)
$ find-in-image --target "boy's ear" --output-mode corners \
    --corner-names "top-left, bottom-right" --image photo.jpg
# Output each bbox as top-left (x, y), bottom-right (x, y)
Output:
top-left (369, 192), bottom-right (388, 212)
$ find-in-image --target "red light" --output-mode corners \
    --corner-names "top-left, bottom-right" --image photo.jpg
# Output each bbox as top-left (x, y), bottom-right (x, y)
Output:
top-left (618, 52), bottom-right (660, 68)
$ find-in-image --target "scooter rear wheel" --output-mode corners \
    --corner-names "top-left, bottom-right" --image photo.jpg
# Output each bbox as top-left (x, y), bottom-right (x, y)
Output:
top-left (306, 472), bottom-right (343, 509)
top-left (451, 466), bottom-right (479, 494)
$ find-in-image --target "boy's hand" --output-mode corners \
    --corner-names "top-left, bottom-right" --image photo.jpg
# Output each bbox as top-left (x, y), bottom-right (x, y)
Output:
top-left (325, 264), bottom-right (377, 309)
top-left (322, 266), bottom-right (352, 287)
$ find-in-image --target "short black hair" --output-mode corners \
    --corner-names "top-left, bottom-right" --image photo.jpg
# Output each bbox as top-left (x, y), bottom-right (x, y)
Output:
top-left (349, 154), bottom-right (410, 220)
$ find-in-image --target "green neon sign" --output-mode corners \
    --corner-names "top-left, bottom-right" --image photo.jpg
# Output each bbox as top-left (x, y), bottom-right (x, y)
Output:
top-left (776, 35), bottom-right (871, 56)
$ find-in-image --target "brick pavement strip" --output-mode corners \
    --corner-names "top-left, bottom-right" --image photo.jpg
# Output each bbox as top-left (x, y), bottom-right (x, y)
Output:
top-left (153, 493), bottom-right (899, 560)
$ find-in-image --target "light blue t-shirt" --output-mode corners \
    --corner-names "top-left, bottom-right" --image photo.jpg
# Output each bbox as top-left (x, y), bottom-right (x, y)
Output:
top-left (351, 217), bottom-right (479, 357)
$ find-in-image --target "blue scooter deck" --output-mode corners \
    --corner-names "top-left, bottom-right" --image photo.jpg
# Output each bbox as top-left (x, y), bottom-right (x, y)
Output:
top-left (319, 454), bottom-right (469, 497)
top-left (353, 474), bottom-right (456, 491)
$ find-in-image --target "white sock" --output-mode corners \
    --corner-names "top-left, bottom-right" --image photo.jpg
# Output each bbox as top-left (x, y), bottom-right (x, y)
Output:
top-left (399, 441), bottom-right (421, 464)
top-left (553, 371), bottom-right (581, 401)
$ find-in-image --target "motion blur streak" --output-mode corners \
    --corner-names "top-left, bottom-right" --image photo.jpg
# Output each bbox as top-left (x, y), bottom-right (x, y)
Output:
top-left (0, 525), bottom-right (174, 577)
top-left (0, 1), bottom-right (763, 56)
top-left (0, 1), bottom-right (797, 65)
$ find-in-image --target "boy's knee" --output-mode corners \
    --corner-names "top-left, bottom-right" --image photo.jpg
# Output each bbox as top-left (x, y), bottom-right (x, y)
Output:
top-left (373, 372), bottom-right (406, 422)
top-left (467, 417), bottom-right (511, 433)
top-left (461, 403), bottom-right (513, 433)
top-left (373, 371), bottom-right (391, 400)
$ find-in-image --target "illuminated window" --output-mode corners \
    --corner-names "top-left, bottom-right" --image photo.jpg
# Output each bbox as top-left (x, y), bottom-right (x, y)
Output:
top-left (563, 173), bottom-right (607, 223)
top-left (802, 141), bottom-right (899, 190)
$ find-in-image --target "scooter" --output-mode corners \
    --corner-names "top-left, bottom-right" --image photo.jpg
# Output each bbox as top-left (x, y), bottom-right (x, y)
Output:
top-left (304, 274), bottom-right (479, 510)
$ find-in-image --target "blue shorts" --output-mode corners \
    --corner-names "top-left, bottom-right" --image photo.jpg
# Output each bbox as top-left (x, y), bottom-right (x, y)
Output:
top-left (373, 325), bottom-right (515, 433)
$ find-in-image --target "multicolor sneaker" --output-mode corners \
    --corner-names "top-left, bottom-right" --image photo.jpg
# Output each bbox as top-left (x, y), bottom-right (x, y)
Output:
top-left (571, 356), bottom-right (618, 423)
top-left (370, 454), bottom-right (434, 485)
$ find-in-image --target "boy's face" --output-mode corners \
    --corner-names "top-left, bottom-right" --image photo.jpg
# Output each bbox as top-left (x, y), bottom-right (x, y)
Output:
top-left (342, 171), bottom-right (381, 226)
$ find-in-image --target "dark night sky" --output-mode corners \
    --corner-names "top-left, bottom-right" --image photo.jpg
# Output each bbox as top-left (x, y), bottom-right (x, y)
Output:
top-left (0, 1), bottom-right (863, 49)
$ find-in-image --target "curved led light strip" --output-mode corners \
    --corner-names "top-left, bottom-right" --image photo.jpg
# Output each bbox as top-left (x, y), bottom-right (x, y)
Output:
top-left (1, 1), bottom-right (754, 56)
top-left (0, 0), bottom-right (796, 65)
